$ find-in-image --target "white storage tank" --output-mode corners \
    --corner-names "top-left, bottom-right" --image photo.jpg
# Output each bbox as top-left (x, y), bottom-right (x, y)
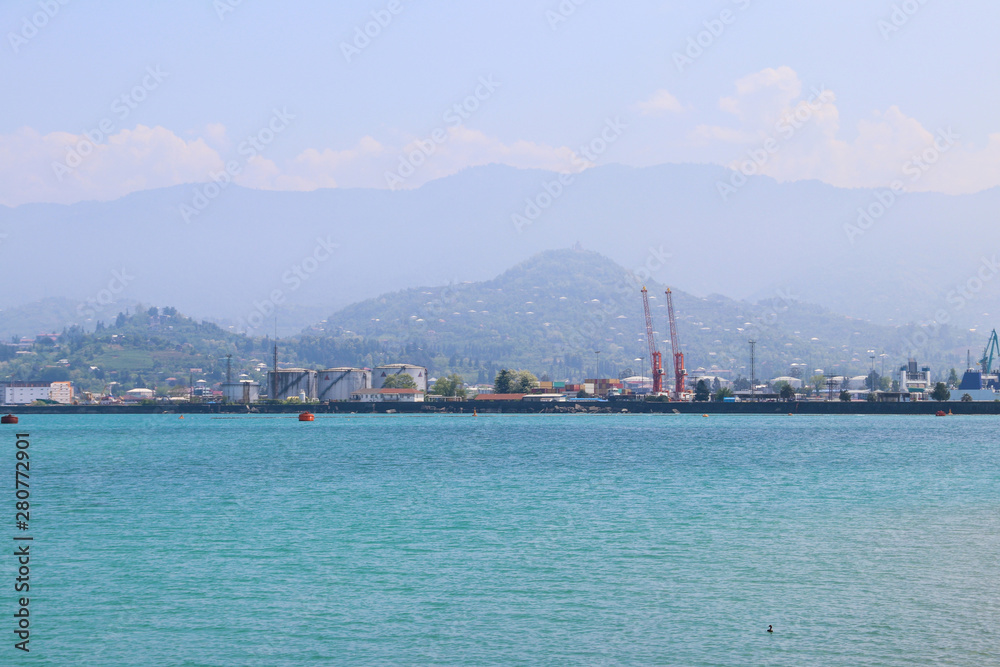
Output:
top-left (373, 364), bottom-right (428, 392)
top-left (266, 369), bottom-right (318, 401)
top-left (317, 368), bottom-right (372, 402)
top-left (222, 381), bottom-right (260, 404)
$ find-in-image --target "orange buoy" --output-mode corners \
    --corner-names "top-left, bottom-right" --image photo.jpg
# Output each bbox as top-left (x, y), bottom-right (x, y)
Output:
top-left (1, 414), bottom-right (18, 425)
top-left (299, 412), bottom-right (315, 422)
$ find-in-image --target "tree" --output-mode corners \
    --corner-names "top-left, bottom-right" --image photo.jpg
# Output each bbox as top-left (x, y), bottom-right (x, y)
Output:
top-left (931, 382), bottom-right (951, 402)
top-left (382, 373), bottom-right (417, 390)
top-left (714, 387), bottom-right (734, 402)
top-left (513, 370), bottom-right (538, 393)
top-left (431, 373), bottom-right (466, 398)
top-left (948, 368), bottom-right (959, 387)
top-left (839, 390), bottom-right (851, 402)
top-left (960, 393), bottom-right (973, 402)
top-left (494, 369), bottom-right (514, 394)
top-left (711, 377), bottom-right (722, 393)
top-left (780, 384), bottom-right (796, 401)
top-left (733, 376), bottom-right (750, 391)
top-left (694, 379), bottom-right (710, 402)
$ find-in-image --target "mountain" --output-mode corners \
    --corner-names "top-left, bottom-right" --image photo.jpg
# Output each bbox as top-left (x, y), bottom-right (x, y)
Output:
top-left (301, 248), bottom-right (978, 382)
top-left (1, 249), bottom-right (980, 394)
top-left (2, 162), bottom-right (999, 338)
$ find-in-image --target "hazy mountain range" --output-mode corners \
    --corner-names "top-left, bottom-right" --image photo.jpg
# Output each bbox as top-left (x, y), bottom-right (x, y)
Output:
top-left (2, 162), bottom-right (998, 345)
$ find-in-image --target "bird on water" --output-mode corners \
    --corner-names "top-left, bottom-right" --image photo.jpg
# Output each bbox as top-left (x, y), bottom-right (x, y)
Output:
top-left (767, 625), bottom-right (773, 633)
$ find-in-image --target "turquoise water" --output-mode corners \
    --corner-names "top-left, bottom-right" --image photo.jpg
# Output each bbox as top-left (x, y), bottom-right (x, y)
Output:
top-left (12, 414), bottom-right (1000, 665)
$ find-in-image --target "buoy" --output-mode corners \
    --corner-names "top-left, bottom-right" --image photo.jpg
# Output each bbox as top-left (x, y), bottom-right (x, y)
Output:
top-left (702, 414), bottom-right (709, 418)
top-left (1, 414), bottom-right (18, 425)
top-left (935, 410), bottom-right (946, 417)
top-left (474, 409), bottom-right (478, 417)
top-left (299, 412), bottom-right (315, 422)
top-left (179, 415), bottom-right (184, 420)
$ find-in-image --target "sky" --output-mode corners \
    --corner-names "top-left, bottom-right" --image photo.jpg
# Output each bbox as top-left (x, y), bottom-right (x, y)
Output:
top-left (2, 0), bottom-right (998, 207)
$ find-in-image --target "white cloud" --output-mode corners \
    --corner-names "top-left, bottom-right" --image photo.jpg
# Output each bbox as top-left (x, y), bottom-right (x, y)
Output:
top-left (0, 125), bottom-right (222, 207)
top-left (636, 89), bottom-right (684, 116)
top-left (695, 67), bottom-right (1000, 195)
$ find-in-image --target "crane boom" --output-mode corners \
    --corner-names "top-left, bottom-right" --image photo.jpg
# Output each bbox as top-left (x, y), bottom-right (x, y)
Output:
top-left (980, 329), bottom-right (1000, 375)
top-left (665, 288), bottom-right (686, 400)
top-left (641, 287), bottom-right (663, 395)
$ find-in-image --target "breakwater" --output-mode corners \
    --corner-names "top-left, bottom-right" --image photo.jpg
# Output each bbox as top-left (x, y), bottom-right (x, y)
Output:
top-left (5, 400), bottom-right (1000, 416)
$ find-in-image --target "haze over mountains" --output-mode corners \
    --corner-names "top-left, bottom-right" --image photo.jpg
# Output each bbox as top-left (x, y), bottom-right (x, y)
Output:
top-left (1, 162), bottom-right (998, 339)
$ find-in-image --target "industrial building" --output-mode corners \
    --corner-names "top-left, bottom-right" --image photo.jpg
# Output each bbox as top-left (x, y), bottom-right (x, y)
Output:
top-left (318, 368), bottom-right (372, 401)
top-left (898, 359), bottom-right (932, 398)
top-left (0, 381), bottom-right (75, 405)
top-left (373, 364), bottom-right (428, 392)
top-left (1, 382), bottom-right (55, 405)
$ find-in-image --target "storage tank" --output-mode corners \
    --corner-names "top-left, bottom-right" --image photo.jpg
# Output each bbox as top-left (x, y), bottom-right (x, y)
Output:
top-left (222, 381), bottom-right (261, 404)
top-left (373, 364), bottom-right (428, 391)
top-left (266, 369), bottom-right (318, 401)
top-left (317, 368), bottom-right (371, 401)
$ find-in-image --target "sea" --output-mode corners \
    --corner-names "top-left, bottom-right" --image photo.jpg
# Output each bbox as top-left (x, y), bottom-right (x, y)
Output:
top-left (12, 413), bottom-right (1000, 665)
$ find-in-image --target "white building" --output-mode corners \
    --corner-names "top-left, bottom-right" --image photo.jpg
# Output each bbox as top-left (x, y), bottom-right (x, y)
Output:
top-left (1, 382), bottom-right (53, 405)
top-left (49, 381), bottom-right (74, 404)
top-left (898, 359), bottom-right (932, 398)
top-left (351, 388), bottom-right (425, 403)
top-left (124, 388), bottom-right (155, 401)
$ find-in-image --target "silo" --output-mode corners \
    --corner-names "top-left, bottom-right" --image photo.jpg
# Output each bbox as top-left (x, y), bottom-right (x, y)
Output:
top-left (266, 369), bottom-right (318, 400)
top-left (373, 364), bottom-right (428, 392)
top-left (222, 381), bottom-right (261, 403)
top-left (317, 368), bottom-right (372, 401)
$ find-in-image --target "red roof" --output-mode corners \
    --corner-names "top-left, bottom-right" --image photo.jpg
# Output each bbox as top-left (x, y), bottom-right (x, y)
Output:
top-left (474, 393), bottom-right (526, 401)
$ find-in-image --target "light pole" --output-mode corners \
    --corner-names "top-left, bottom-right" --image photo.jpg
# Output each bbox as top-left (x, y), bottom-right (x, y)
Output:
top-left (594, 350), bottom-right (601, 381)
top-left (749, 340), bottom-right (756, 402)
top-left (869, 350), bottom-right (876, 393)
top-left (636, 357), bottom-right (644, 396)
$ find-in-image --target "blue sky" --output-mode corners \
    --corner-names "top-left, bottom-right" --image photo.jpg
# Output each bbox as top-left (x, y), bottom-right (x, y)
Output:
top-left (2, 0), bottom-right (997, 206)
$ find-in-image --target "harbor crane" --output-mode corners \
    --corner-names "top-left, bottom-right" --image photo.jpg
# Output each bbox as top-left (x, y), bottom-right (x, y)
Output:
top-left (980, 328), bottom-right (1000, 375)
top-left (665, 288), bottom-right (687, 400)
top-left (641, 287), bottom-right (664, 395)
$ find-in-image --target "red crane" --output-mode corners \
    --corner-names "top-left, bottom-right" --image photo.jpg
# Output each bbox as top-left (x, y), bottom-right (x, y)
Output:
top-left (641, 287), bottom-right (663, 395)
top-left (665, 288), bottom-right (686, 400)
